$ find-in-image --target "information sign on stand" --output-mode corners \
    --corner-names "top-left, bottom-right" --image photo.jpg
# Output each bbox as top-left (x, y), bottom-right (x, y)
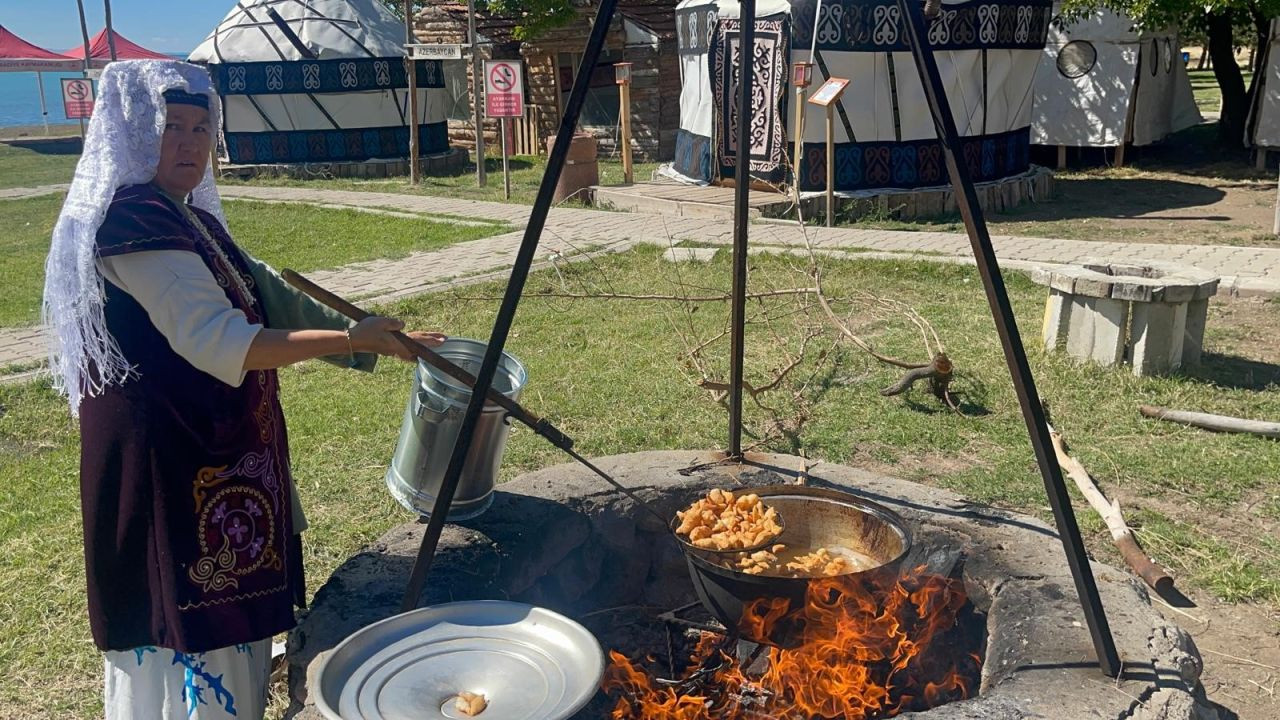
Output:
top-left (808, 78), bottom-right (850, 227)
top-left (790, 62), bottom-right (815, 199)
top-left (61, 78), bottom-right (95, 120)
top-left (484, 60), bottom-right (525, 199)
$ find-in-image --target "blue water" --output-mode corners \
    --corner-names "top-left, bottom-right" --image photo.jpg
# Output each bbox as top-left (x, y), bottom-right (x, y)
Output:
top-left (0, 55), bottom-right (188, 129)
top-left (0, 70), bottom-right (88, 127)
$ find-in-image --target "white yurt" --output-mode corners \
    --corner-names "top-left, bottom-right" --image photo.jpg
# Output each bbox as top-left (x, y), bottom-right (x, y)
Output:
top-left (668, 0), bottom-right (1054, 193)
top-left (189, 0), bottom-right (450, 164)
top-left (1245, 19), bottom-right (1279, 153)
top-left (1031, 8), bottom-right (1201, 148)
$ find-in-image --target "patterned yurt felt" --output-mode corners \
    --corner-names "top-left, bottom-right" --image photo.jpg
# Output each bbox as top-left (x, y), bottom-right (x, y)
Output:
top-left (1245, 19), bottom-right (1280, 151)
top-left (1031, 8), bottom-right (1201, 148)
top-left (672, 0), bottom-right (719, 184)
top-left (189, 0), bottom-right (449, 164)
top-left (673, 0), bottom-right (794, 184)
top-left (669, 0), bottom-right (1053, 193)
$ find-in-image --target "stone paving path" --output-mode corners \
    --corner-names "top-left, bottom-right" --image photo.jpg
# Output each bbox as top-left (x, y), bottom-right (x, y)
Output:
top-left (5, 184), bottom-right (1279, 381)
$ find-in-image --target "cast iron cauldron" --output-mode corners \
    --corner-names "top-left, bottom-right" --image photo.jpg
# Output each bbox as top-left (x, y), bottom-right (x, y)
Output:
top-left (682, 485), bottom-right (911, 648)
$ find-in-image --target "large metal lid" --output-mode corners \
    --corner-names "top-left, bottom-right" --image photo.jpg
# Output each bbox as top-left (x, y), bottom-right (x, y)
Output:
top-left (313, 601), bottom-right (603, 720)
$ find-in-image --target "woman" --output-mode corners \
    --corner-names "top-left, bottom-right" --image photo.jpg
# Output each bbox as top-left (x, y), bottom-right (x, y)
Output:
top-left (42, 60), bottom-right (442, 718)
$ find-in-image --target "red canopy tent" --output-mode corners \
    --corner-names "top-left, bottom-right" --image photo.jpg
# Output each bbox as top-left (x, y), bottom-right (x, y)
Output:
top-left (0, 24), bottom-right (80, 130)
top-left (62, 28), bottom-right (169, 68)
top-left (0, 24), bottom-right (79, 71)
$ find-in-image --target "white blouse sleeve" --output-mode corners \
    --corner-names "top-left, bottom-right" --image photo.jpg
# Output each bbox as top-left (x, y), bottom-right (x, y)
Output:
top-left (97, 249), bottom-right (263, 387)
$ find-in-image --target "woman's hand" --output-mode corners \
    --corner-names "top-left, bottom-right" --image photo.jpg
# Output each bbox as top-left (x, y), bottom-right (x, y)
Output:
top-left (349, 316), bottom-right (446, 361)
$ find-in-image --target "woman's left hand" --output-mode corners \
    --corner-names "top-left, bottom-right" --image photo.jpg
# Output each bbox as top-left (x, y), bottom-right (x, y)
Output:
top-left (350, 316), bottom-right (446, 361)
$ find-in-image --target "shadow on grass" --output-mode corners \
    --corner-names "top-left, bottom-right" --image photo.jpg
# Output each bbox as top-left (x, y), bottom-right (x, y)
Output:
top-left (899, 371), bottom-right (992, 417)
top-left (1, 137), bottom-right (82, 155)
top-left (1183, 352), bottom-right (1280, 391)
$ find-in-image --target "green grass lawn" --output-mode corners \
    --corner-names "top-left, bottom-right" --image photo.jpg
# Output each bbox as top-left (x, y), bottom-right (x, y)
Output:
top-left (1188, 68), bottom-right (1255, 115)
top-left (221, 155), bottom-right (663, 207)
top-left (0, 137), bottom-right (81, 189)
top-left (2, 247), bottom-right (1277, 717)
top-left (0, 195), bottom-right (505, 328)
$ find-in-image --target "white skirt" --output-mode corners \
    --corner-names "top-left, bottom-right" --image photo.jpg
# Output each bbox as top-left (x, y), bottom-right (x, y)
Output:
top-left (103, 639), bottom-right (271, 720)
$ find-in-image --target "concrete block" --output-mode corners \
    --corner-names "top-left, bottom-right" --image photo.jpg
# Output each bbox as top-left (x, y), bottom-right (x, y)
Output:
top-left (1181, 298), bottom-right (1209, 366)
top-left (1130, 301), bottom-right (1187, 376)
top-left (1072, 276), bottom-right (1113, 299)
top-left (1041, 290), bottom-right (1072, 353)
top-left (1193, 279), bottom-right (1220, 300)
top-left (1048, 269), bottom-right (1077, 293)
top-left (1064, 295), bottom-right (1096, 357)
top-left (1157, 283), bottom-right (1197, 303)
top-left (1087, 297), bottom-right (1129, 366)
top-left (1112, 280), bottom-right (1157, 303)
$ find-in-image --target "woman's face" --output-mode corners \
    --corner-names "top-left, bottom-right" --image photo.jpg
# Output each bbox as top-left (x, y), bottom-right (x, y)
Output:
top-left (154, 103), bottom-right (212, 197)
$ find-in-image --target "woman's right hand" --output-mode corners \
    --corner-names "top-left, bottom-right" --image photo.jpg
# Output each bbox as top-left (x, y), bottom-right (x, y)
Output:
top-left (349, 316), bottom-right (446, 361)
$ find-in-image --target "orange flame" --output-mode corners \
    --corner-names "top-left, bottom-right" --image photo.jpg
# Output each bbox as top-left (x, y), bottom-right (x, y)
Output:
top-left (601, 570), bottom-right (981, 719)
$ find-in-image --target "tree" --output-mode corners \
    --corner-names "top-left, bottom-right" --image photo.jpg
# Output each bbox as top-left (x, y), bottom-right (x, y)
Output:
top-left (1061, 0), bottom-right (1279, 146)
top-left (383, 0), bottom-right (579, 42)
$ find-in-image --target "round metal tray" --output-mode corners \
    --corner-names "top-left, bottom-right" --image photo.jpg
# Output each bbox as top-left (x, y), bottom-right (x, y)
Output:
top-left (312, 601), bottom-right (605, 720)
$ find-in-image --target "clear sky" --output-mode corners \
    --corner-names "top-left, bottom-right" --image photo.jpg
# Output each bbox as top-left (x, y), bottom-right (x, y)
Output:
top-left (0, 0), bottom-right (230, 55)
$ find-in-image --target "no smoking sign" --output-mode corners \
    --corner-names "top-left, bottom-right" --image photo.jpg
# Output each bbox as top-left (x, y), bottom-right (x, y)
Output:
top-left (61, 78), bottom-right (96, 120)
top-left (483, 60), bottom-right (524, 118)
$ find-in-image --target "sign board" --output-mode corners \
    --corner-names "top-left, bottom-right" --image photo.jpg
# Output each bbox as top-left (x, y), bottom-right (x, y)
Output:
top-left (407, 43), bottom-right (462, 60)
top-left (86, 68), bottom-right (103, 80)
top-left (792, 62), bottom-right (814, 88)
top-left (61, 78), bottom-right (95, 119)
top-left (484, 60), bottom-right (524, 118)
top-left (807, 77), bottom-right (849, 107)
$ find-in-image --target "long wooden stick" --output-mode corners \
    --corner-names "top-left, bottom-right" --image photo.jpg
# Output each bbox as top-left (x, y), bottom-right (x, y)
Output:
top-left (1047, 423), bottom-right (1174, 594)
top-left (281, 269), bottom-right (574, 450)
top-left (1140, 405), bottom-right (1280, 439)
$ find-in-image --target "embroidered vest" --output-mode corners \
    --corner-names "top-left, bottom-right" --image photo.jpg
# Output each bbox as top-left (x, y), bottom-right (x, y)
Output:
top-left (79, 184), bottom-right (301, 653)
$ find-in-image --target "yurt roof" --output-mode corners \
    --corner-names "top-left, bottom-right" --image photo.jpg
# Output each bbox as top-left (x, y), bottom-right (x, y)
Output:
top-left (189, 0), bottom-right (408, 63)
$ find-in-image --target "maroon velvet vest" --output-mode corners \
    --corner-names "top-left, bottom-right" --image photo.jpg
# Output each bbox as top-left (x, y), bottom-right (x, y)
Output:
top-left (79, 184), bottom-right (302, 653)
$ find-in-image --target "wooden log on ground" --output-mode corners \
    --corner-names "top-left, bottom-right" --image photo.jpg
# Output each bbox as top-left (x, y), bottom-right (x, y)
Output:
top-left (1140, 405), bottom-right (1280, 439)
top-left (1047, 423), bottom-right (1174, 594)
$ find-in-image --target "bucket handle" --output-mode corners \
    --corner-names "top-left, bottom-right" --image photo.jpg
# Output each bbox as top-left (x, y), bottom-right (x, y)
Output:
top-left (414, 387), bottom-right (456, 420)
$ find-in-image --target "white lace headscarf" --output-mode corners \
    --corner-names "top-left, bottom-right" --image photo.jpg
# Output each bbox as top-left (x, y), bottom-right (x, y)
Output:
top-left (44, 60), bottom-right (227, 415)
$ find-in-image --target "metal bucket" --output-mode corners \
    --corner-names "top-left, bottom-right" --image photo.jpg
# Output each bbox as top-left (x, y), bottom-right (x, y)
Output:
top-left (386, 338), bottom-right (527, 521)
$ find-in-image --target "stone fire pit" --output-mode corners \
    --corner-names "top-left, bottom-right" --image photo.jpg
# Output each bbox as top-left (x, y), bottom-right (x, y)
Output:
top-left (286, 451), bottom-right (1219, 719)
top-left (1032, 261), bottom-right (1220, 376)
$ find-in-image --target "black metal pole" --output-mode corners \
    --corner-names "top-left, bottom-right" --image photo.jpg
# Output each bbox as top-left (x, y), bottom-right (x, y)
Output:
top-left (728, 0), bottom-right (757, 458)
top-left (399, 0), bottom-right (620, 613)
top-left (896, 0), bottom-right (1121, 677)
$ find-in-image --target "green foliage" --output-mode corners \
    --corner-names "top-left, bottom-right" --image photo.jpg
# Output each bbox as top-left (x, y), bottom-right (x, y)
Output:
top-left (390, 0), bottom-right (579, 42)
top-left (484, 0), bottom-right (579, 40)
top-left (1057, 0), bottom-right (1278, 37)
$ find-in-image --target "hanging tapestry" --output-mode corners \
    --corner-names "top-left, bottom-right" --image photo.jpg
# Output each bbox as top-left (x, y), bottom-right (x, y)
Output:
top-left (712, 15), bottom-right (791, 185)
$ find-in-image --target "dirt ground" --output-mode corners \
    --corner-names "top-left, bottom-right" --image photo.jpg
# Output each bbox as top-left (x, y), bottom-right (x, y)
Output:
top-left (996, 127), bottom-right (1280, 248)
top-left (1111, 298), bottom-right (1279, 720)
top-left (1158, 588), bottom-right (1280, 720)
